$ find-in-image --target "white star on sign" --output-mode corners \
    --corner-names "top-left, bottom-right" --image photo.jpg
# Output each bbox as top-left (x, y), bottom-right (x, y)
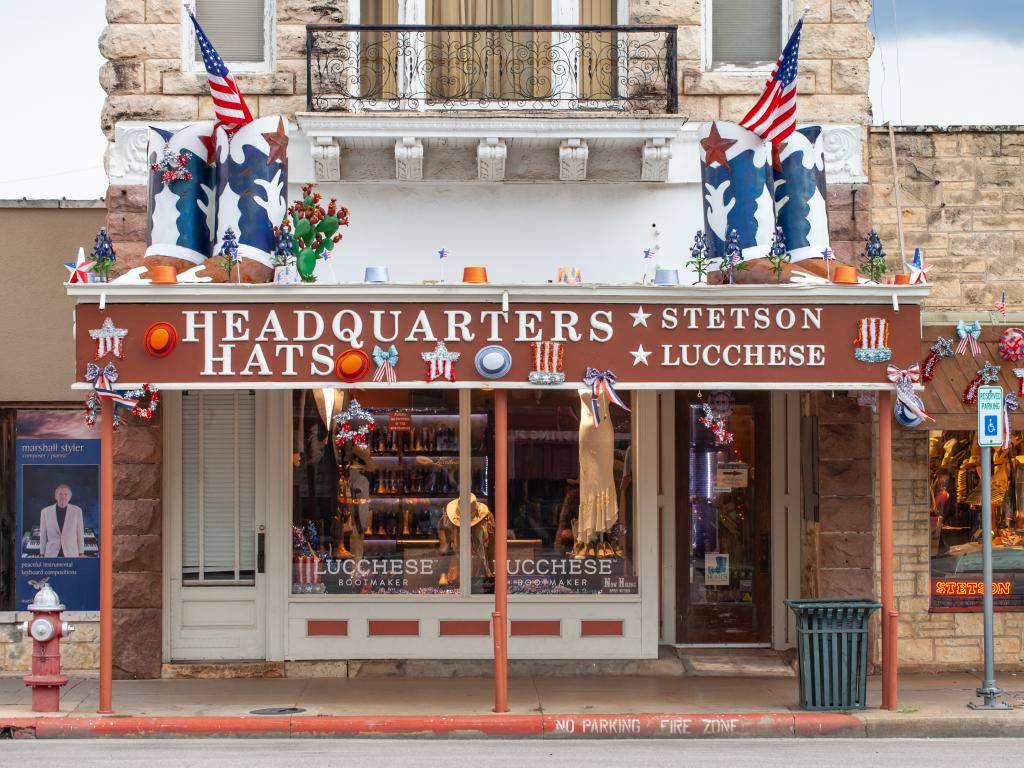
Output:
top-left (629, 306), bottom-right (651, 327)
top-left (630, 345), bottom-right (652, 366)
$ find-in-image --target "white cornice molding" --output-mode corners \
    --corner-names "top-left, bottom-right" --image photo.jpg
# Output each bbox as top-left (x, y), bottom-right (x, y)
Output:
top-left (68, 282), bottom-right (930, 306)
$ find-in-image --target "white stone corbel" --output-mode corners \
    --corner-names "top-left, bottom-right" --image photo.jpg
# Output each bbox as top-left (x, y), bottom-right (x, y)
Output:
top-left (108, 122), bottom-right (159, 185)
top-left (640, 138), bottom-right (672, 182)
top-left (477, 138), bottom-right (507, 181)
top-left (311, 136), bottom-right (341, 182)
top-left (395, 137), bottom-right (424, 181)
top-left (822, 125), bottom-right (867, 184)
top-left (559, 138), bottom-right (588, 182)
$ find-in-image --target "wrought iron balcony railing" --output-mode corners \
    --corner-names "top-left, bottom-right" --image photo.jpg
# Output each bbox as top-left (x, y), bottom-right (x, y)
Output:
top-left (306, 25), bottom-right (678, 113)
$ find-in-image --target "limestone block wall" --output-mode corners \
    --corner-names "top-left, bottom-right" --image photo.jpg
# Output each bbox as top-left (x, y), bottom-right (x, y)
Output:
top-left (869, 126), bottom-right (1024, 312)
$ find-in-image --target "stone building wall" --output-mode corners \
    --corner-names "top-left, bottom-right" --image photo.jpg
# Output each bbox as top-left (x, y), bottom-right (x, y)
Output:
top-left (868, 126), bottom-right (1024, 312)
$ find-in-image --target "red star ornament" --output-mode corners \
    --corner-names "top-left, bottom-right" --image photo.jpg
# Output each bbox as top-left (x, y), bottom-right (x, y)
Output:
top-left (700, 122), bottom-right (738, 169)
top-left (261, 117), bottom-right (289, 166)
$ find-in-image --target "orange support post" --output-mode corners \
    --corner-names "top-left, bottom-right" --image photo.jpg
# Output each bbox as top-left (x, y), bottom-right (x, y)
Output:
top-left (99, 398), bottom-right (114, 714)
top-left (878, 389), bottom-right (897, 710)
top-left (493, 389), bottom-right (509, 713)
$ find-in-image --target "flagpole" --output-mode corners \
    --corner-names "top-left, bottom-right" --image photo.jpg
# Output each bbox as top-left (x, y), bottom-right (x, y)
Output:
top-left (887, 121), bottom-right (908, 269)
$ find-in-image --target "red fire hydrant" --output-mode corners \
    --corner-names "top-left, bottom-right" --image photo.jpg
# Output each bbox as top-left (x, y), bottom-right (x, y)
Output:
top-left (19, 581), bottom-right (75, 712)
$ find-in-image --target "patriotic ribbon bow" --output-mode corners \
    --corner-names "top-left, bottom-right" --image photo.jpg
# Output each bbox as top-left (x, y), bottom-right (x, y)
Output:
top-left (583, 368), bottom-right (629, 427)
top-left (955, 320), bottom-right (982, 356)
top-left (886, 363), bottom-right (933, 423)
top-left (1004, 392), bottom-right (1020, 450)
top-left (84, 362), bottom-right (119, 391)
top-left (372, 345), bottom-right (398, 383)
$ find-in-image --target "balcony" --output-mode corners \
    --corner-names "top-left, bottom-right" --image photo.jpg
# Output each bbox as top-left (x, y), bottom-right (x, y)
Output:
top-left (305, 24), bottom-right (679, 114)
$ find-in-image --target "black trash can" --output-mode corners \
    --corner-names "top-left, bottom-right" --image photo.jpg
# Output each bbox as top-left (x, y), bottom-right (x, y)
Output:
top-left (785, 598), bottom-right (881, 711)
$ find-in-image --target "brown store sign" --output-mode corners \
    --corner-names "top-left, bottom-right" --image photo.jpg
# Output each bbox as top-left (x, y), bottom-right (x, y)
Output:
top-left (74, 301), bottom-right (921, 386)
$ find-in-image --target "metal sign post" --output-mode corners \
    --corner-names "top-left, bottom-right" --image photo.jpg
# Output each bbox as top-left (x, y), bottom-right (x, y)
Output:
top-left (969, 385), bottom-right (1011, 710)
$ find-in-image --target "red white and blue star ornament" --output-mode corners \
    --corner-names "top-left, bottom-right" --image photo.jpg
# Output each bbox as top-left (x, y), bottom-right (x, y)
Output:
top-left (333, 398), bottom-right (376, 447)
top-left (921, 336), bottom-right (954, 381)
top-left (422, 341), bottom-right (460, 383)
top-left (963, 361), bottom-right (1001, 405)
top-left (65, 247), bottom-right (95, 284)
top-left (905, 247), bottom-right (932, 285)
top-left (89, 317), bottom-right (128, 360)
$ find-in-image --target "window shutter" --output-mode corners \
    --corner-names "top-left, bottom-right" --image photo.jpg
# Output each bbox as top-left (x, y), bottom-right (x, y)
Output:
top-left (195, 0), bottom-right (267, 63)
top-left (181, 391), bottom-right (256, 581)
top-left (712, 0), bottom-right (783, 66)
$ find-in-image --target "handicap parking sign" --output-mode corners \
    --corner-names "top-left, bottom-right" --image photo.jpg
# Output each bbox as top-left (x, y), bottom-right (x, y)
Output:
top-left (977, 386), bottom-right (1004, 447)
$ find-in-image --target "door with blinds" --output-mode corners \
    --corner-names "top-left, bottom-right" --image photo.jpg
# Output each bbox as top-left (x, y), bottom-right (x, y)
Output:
top-left (168, 391), bottom-right (267, 661)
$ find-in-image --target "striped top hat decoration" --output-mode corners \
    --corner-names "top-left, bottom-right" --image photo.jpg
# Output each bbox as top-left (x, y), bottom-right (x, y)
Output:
top-left (854, 317), bottom-right (892, 364)
top-left (529, 341), bottom-right (565, 384)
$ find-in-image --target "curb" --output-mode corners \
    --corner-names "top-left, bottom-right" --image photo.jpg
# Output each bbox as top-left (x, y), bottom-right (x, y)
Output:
top-left (4, 711), bottom-right (1023, 739)
top-left (3, 712), bottom-right (864, 739)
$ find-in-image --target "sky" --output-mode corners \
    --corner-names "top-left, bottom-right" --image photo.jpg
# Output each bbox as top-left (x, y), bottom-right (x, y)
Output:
top-left (1, 1), bottom-right (1023, 199)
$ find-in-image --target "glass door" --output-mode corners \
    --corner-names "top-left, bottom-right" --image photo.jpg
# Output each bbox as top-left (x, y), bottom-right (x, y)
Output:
top-left (675, 391), bottom-right (772, 645)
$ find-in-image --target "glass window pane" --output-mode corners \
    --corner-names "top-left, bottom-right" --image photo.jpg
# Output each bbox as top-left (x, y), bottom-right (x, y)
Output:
top-left (929, 429), bottom-right (1024, 611)
top-left (292, 389), bottom-right (462, 596)
top-left (471, 389), bottom-right (636, 595)
top-left (711, 0), bottom-right (782, 66)
top-left (194, 0), bottom-right (267, 63)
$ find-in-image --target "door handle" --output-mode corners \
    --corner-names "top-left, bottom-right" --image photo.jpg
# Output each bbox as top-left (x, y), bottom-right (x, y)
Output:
top-left (257, 532), bottom-right (266, 574)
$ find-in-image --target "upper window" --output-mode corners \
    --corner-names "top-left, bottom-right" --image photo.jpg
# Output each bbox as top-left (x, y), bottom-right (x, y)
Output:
top-left (188, 0), bottom-right (272, 73)
top-left (707, 0), bottom-right (785, 69)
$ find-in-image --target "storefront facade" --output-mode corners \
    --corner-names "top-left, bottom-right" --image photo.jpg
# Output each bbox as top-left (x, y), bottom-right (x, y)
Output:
top-left (68, 286), bottom-right (923, 669)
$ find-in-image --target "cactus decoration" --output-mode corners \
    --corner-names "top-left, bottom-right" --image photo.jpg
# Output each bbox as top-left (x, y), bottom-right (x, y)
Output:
top-left (720, 228), bottom-right (748, 285)
top-left (766, 226), bottom-right (791, 283)
top-left (686, 230), bottom-right (713, 285)
top-left (284, 183), bottom-right (350, 283)
top-left (860, 228), bottom-right (887, 284)
top-left (90, 228), bottom-right (116, 283)
top-left (217, 227), bottom-right (241, 281)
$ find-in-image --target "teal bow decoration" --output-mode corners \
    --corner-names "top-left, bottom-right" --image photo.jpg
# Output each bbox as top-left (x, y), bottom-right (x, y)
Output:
top-left (373, 345), bottom-right (398, 367)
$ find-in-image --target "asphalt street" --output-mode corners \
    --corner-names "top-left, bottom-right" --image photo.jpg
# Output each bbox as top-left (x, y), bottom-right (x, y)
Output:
top-left (0, 737), bottom-right (1020, 767)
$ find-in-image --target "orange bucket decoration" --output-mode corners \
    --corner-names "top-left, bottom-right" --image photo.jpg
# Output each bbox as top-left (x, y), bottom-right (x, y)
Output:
top-left (462, 266), bottom-right (489, 283)
top-left (832, 265), bottom-right (859, 285)
top-left (148, 265), bottom-right (178, 284)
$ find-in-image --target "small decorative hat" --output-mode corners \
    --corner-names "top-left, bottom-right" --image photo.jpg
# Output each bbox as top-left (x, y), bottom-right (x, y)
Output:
top-left (854, 317), bottom-right (892, 364)
top-left (364, 266), bottom-right (390, 283)
top-left (475, 345), bottom-right (512, 379)
top-left (653, 268), bottom-right (680, 286)
top-left (529, 341), bottom-right (565, 384)
top-left (334, 349), bottom-right (371, 383)
top-left (999, 327), bottom-right (1024, 362)
top-left (893, 395), bottom-right (926, 428)
top-left (144, 322), bottom-right (178, 358)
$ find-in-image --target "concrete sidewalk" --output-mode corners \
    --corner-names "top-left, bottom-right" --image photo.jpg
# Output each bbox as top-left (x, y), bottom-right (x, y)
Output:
top-left (2, 672), bottom-right (1024, 738)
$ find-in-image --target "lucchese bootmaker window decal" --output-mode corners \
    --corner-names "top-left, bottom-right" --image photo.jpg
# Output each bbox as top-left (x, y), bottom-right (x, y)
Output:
top-left (74, 302), bottom-right (922, 387)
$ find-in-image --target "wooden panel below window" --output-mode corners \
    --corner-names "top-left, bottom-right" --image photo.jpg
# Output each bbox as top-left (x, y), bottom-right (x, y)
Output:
top-left (368, 619), bottom-right (419, 637)
top-left (580, 620), bottom-right (624, 637)
top-left (307, 620), bottom-right (348, 637)
top-left (439, 620), bottom-right (491, 637)
top-left (510, 620), bottom-right (561, 637)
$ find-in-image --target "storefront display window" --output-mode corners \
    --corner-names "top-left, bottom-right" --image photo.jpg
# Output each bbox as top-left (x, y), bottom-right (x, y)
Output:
top-left (929, 429), bottom-right (1024, 611)
top-left (292, 389), bottom-right (486, 595)
top-left (470, 390), bottom-right (636, 596)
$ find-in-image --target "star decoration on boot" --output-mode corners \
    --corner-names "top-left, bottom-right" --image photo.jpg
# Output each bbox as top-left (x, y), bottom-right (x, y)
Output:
top-left (199, 132), bottom-right (218, 165)
top-left (65, 247), bottom-right (95, 284)
top-left (88, 317), bottom-right (128, 360)
top-left (700, 122), bottom-right (737, 168)
top-left (262, 117), bottom-right (289, 166)
top-left (422, 341), bottom-right (460, 383)
top-left (771, 141), bottom-right (788, 172)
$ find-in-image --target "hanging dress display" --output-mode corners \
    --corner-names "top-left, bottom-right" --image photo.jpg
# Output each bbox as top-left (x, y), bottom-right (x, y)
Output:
top-left (577, 389), bottom-right (618, 544)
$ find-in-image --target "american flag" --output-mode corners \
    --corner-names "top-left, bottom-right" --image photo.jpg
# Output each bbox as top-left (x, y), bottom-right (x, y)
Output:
top-left (438, 248), bottom-right (448, 259)
top-left (739, 16), bottom-right (804, 144)
top-left (189, 12), bottom-right (253, 131)
top-left (997, 290), bottom-right (1007, 317)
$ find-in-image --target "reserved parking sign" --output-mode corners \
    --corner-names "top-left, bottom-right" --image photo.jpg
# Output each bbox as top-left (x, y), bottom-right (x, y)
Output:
top-left (977, 385), bottom-right (1004, 447)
